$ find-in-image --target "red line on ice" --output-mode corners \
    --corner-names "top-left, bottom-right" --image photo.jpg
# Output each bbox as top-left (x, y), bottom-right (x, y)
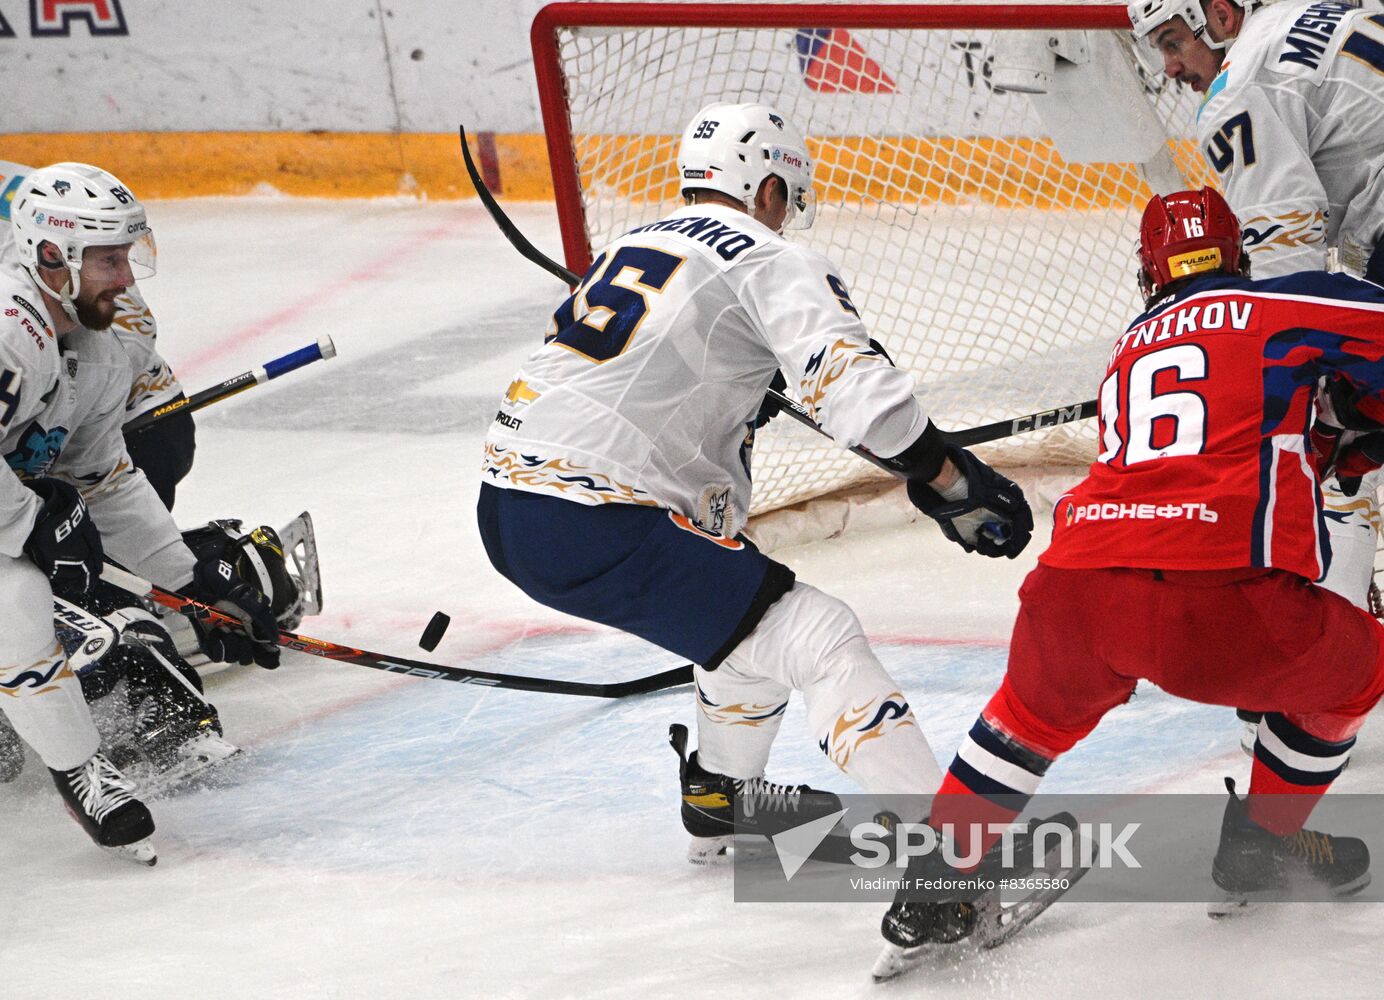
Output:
top-left (177, 213), bottom-right (471, 380)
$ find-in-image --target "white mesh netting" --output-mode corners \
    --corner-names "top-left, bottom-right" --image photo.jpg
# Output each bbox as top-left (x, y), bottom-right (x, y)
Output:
top-left (543, 7), bottom-right (1213, 515)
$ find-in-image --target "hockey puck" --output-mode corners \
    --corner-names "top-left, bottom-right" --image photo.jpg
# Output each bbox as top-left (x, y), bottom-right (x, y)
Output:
top-left (419, 612), bottom-right (451, 652)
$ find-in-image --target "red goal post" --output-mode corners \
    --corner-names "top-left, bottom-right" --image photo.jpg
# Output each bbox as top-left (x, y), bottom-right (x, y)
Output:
top-left (530, 3), bottom-right (1210, 521)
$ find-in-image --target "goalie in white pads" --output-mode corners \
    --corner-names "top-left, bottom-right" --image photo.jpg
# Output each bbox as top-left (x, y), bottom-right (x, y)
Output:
top-left (478, 103), bottom-right (1033, 860)
top-left (0, 164), bottom-right (280, 864)
top-left (45, 519), bottom-right (309, 794)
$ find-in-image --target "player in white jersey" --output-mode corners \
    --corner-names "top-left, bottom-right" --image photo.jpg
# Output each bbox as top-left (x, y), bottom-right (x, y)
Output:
top-left (479, 103), bottom-right (1033, 857)
top-left (1129, 0), bottom-right (1384, 279)
top-left (1, 160), bottom-right (195, 509)
top-left (1129, 0), bottom-right (1384, 744)
top-left (0, 163), bottom-right (280, 862)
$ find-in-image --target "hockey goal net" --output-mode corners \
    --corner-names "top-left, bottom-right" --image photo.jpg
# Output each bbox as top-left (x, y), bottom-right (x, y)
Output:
top-left (531, 2), bottom-right (1211, 520)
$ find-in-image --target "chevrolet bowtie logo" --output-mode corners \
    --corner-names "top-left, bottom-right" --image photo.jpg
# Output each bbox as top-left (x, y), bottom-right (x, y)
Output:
top-left (770, 808), bottom-right (847, 881)
top-left (505, 379), bottom-right (540, 404)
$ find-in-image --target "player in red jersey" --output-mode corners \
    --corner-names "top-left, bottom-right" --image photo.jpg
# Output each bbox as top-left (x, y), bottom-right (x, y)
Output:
top-left (878, 188), bottom-right (1384, 958)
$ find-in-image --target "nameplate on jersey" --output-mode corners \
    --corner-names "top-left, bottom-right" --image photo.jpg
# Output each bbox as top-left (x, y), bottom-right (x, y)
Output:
top-left (1110, 297), bottom-right (1255, 365)
top-left (626, 215), bottom-right (759, 264)
top-left (1273, 1), bottom-right (1356, 80)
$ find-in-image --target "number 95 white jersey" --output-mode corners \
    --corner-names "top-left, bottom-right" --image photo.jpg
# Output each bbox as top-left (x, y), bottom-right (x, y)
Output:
top-left (482, 202), bottom-right (928, 537)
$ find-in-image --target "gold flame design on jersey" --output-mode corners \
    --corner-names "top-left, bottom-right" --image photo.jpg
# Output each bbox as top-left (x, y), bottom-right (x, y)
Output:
top-left (109, 293), bottom-right (156, 338)
top-left (1245, 209), bottom-right (1325, 253)
top-left (800, 338), bottom-right (885, 422)
top-left (482, 442), bottom-right (658, 506)
top-left (1322, 492), bottom-right (1382, 531)
top-left (127, 366), bottom-right (179, 409)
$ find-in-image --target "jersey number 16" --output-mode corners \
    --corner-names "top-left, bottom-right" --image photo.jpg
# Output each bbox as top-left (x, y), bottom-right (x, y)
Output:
top-left (1098, 344), bottom-right (1209, 467)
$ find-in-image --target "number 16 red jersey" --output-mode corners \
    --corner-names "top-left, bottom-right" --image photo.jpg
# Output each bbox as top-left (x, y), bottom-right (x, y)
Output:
top-left (1044, 270), bottom-right (1384, 580)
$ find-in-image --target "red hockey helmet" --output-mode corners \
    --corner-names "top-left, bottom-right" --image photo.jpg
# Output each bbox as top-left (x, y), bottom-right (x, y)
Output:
top-left (1137, 187), bottom-right (1244, 301)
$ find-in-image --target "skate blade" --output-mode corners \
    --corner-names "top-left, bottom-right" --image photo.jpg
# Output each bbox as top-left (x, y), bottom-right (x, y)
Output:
top-left (1207, 893), bottom-right (1254, 919)
top-left (142, 742), bottom-right (244, 798)
top-left (1208, 869), bottom-right (1372, 918)
top-left (871, 942), bottom-right (928, 983)
top-left (687, 835), bottom-right (732, 865)
top-left (278, 511), bottom-right (323, 618)
top-left (105, 838), bottom-right (157, 866)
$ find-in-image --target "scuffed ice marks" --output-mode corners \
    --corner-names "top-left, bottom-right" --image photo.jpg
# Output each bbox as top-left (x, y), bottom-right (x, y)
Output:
top-left (197, 299), bottom-right (554, 434)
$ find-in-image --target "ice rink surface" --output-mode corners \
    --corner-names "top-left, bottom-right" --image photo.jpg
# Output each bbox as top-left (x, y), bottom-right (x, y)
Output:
top-left (4, 199), bottom-right (1382, 999)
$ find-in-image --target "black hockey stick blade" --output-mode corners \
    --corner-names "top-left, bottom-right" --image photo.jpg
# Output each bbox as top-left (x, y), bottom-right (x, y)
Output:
top-left (460, 125), bottom-right (579, 286)
top-left (101, 564), bottom-right (691, 700)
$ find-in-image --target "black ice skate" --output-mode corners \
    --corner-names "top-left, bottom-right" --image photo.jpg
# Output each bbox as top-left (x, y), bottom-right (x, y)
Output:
top-left (873, 811), bottom-right (1087, 983)
top-left (668, 723), bottom-right (842, 864)
top-left (49, 753), bottom-right (157, 865)
top-left (1209, 777), bottom-right (1370, 917)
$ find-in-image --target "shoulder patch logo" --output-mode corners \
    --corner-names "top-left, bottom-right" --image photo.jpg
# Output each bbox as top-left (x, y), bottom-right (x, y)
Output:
top-left (4, 420), bottom-right (69, 476)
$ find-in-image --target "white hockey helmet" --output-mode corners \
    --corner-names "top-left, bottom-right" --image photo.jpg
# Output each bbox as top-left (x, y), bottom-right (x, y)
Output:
top-left (1126, 0), bottom-right (1255, 75)
top-left (677, 102), bottom-right (816, 230)
top-left (10, 162), bottom-right (156, 318)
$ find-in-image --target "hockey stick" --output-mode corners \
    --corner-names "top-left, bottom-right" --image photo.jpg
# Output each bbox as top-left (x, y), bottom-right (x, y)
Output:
top-left (99, 563), bottom-right (690, 699)
top-left (457, 126), bottom-right (1095, 454)
top-left (123, 335), bottom-right (338, 434)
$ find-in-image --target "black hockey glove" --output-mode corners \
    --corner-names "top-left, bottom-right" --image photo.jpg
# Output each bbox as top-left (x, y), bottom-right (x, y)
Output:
top-left (23, 477), bottom-right (103, 597)
top-left (906, 445), bottom-right (1033, 559)
top-left (1310, 376), bottom-right (1384, 497)
top-left (754, 370), bottom-right (790, 428)
top-left (186, 555), bottom-right (281, 668)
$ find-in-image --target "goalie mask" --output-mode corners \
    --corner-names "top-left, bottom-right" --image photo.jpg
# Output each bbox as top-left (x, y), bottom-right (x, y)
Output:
top-left (1137, 187), bottom-right (1245, 303)
top-left (10, 162), bottom-right (157, 322)
top-left (677, 102), bottom-right (816, 231)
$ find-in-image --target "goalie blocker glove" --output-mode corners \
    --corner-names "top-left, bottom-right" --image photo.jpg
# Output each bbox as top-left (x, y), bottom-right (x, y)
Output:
top-left (23, 477), bottom-right (103, 597)
top-left (186, 554), bottom-right (281, 668)
top-left (893, 427), bottom-right (1033, 559)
